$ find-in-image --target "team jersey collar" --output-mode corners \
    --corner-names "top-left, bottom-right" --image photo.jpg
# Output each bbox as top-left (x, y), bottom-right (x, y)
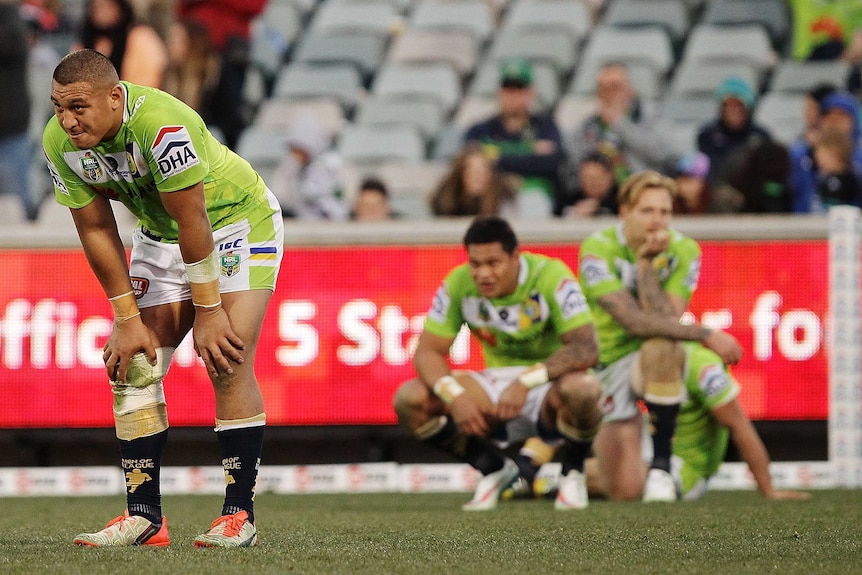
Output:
top-left (121, 82), bottom-right (130, 124)
top-left (517, 254), bottom-right (528, 286)
top-left (615, 222), bottom-right (629, 247)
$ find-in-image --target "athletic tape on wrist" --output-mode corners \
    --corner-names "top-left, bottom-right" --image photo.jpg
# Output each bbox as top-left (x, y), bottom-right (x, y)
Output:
top-left (109, 290), bottom-right (139, 320)
top-left (517, 363), bottom-right (549, 389)
top-left (185, 251), bottom-right (219, 283)
top-left (433, 375), bottom-right (465, 404)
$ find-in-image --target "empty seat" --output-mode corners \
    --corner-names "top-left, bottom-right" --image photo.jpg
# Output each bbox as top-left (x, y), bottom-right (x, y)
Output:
top-left (372, 63), bottom-right (462, 114)
top-left (293, 32), bottom-right (387, 81)
top-left (309, 1), bottom-right (396, 38)
top-left (579, 25), bottom-right (675, 77)
top-left (356, 96), bottom-right (446, 142)
top-left (387, 29), bottom-right (478, 78)
top-left (554, 95), bottom-right (599, 144)
top-left (681, 24), bottom-right (775, 75)
top-left (454, 96), bottom-right (498, 129)
top-left (662, 94), bottom-right (716, 127)
top-left (702, 0), bottom-right (790, 50)
top-left (501, 0), bottom-right (591, 45)
top-left (409, 0), bottom-right (495, 43)
top-left (249, 4), bottom-right (300, 79)
top-left (488, 28), bottom-right (577, 75)
top-left (377, 160), bottom-right (450, 217)
top-left (338, 124), bottom-right (426, 166)
top-left (604, 0), bottom-right (691, 46)
top-left (753, 92), bottom-right (806, 144)
top-left (431, 122), bottom-right (467, 160)
top-left (235, 126), bottom-right (292, 183)
top-left (769, 60), bottom-right (851, 94)
top-left (253, 97), bottom-right (345, 141)
top-left (272, 63), bottom-right (365, 113)
top-left (468, 60), bottom-right (560, 110)
top-left (670, 60), bottom-right (760, 98)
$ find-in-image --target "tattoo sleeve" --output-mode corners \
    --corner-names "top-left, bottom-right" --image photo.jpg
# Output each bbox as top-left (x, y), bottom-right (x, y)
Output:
top-left (636, 258), bottom-right (676, 317)
top-left (598, 290), bottom-right (710, 341)
top-left (545, 324), bottom-right (599, 378)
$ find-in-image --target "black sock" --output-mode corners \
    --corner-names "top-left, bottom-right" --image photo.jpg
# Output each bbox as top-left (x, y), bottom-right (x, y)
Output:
top-left (216, 424), bottom-right (265, 524)
top-left (514, 453), bottom-right (540, 485)
top-left (645, 402), bottom-right (680, 473)
top-left (422, 417), bottom-right (505, 476)
top-left (559, 439), bottom-right (592, 475)
top-left (119, 429), bottom-right (168, 524)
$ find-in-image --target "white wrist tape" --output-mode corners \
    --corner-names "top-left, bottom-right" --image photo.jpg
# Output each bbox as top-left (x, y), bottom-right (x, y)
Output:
top-left (184, 251), bottom-right (219, 283)
top-left (517, 363), bottom-right (549, 389)
top-left (433, 375), bottom-right (465, 405)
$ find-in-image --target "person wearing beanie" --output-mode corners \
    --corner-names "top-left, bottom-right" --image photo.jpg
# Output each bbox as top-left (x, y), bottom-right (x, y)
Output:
top-left (696, 75), bottom-right (773, 188)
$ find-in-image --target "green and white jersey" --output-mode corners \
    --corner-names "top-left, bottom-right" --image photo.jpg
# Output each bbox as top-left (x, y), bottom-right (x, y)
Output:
top-left (674, 342), bottom-right (740, 494)
top-left (43, 81), bottom-right (273, 241)
top-left (578, 223), bottom-right (701, 365)
top-left (424, 252), bottom-right (593, 368)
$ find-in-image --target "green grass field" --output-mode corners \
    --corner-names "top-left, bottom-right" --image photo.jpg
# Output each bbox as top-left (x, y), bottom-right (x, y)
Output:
top-left (1, 490), bottom-right (860, 575)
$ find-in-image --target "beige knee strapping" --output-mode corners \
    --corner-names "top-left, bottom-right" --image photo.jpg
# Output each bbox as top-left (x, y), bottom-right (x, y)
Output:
top-left (112, 348), bottom-right (174, 440)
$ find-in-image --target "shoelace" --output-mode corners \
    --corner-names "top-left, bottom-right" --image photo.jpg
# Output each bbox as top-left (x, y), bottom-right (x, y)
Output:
top-left (210, 513), bottom-right (246, 537)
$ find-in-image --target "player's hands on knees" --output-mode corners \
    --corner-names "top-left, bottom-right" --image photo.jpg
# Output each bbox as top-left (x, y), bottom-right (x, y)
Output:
top-left (103, 316), bottom-right (157, 383)
top-left (192, 306), bottom-right (245, 378)
top-left (704, 329), bottom-right (743, 365)
top-left (496, 381), bottom-right (528, 422)
top-left (449, 395), bottom-right (492, 437)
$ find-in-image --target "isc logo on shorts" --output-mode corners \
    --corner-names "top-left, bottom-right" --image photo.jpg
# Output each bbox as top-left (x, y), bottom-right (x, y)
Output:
top-left (152, 125), bottom-right (200, 178)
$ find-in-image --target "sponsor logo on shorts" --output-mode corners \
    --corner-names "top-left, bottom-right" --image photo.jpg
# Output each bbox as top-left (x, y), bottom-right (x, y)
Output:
top-left (152, 125), bottom-right (200, 178)
top-left (130, 277), bottom-right (149, 298)
top-left (220, 253), bottom-right (241, 277)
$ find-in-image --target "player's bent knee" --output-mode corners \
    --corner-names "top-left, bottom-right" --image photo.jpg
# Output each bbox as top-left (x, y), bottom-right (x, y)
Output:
top-left (111, 347), bottom-right (174, 440)
top-left (557, 372), bottom-right (602, 405)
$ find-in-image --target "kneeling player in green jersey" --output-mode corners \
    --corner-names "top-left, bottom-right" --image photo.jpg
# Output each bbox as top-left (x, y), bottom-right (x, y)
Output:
top-left (578, 171), bottom-right (743, 503)
top-left (44, 50), bottom-right (284, 547)
top-left (585, 343), bottom-right (811, 501)
top-left (393, 216), bottom-right (603, 511)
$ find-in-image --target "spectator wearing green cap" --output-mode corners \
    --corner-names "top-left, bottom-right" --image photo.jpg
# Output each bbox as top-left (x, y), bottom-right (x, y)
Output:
top-left (464, 57), bottom-right (565, 216)
top-left (696, 75), bottom-right (773, 190)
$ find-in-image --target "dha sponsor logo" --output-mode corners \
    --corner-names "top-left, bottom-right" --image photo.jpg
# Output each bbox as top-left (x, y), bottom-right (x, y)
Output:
top-left (152, 125), bottom-right (199, 178)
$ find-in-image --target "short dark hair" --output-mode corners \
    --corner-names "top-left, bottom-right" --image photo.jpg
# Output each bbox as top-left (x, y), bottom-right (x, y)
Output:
top-left (53, 49), bottom-right (119, 88)
top-left (359, 177), bottom-right (389, 197)
top-left (463, 215), bottom-right (518, 254)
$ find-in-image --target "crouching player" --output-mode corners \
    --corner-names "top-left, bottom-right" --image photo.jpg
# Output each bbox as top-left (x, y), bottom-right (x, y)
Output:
top-left (393, 216), bottom-right (603, 511)
top-left (586, 343), bottom-right (811, 501)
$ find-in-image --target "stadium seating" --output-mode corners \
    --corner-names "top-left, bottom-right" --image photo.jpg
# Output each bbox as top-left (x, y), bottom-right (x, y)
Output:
top-left (293, 32), bottom-right (388, 83)
top-left (701, 0), bottom-right (791, 51)
top-left (753, 92), bottom-right (806, 145)
top-left (603, 0), bottom-right (691, 48)
top-left (409, 0), bottom-right (495, 44)
top-left (337, 124), bottom-right (426, 167)
top-left (356, 96), bottom-right (446, 143)
top-left (769, 60), bottom-right (852, 94)
top-left (500, 0), bottom-right (592, 46)
top-left (387, 29), bottom-right (479, 78)
top-left (309, 1), bottom-right (397, 38)
top-left (271, 63), bottom-right (365, 114)
top-left (578, 25), bottom-right (675, 78)
top-left (253, 97), bottom-right (346, 141)
top-left (372, 63), bottom-right (462, 115)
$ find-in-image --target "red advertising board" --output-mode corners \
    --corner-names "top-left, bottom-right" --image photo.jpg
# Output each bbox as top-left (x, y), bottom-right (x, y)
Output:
top-left (0, 241), bottom-right (831, 428)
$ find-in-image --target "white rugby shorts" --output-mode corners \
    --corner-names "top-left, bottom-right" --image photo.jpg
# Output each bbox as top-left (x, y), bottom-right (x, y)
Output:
top-left (596, 351), bottom-right (643, 423)
top-left (129, 189), bottom-right (284, 308)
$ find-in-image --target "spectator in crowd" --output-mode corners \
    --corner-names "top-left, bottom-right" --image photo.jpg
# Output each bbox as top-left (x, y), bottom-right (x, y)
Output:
top-left (270, 115), bottom-right (348, 221)
top-left (812, 127), bottom-right (862, 211)
top-left (571, 62), bottom-right (674, 185)
top-left (75, 0), bottom-right (168, 88)
top-left (555, 151), bottom-right (618, 218)
top-left (671, 152), bottom-right (713, 215)
top-left (430, 144), bottom-right (518, 217)
top-left (801, 83), bottom-right (837, 146)
top-left (162, 18), bottom-right (220, 125)
top-left (464, 57), bottom-right (565, 208)
top-left (790, 90), bottom-right (862, 212)
top-left (176, 0), bottom-right (267, 150)
top-left (351, 177), bottom-right (397, 221)
top-left (0, 0), bottom-right (40, 222)
top-left (393, 215), bottom-right (603, 511)
top-left (697, 76), bottom-right (772, 188)
top-left (722, 140), bottom-right (792, 213)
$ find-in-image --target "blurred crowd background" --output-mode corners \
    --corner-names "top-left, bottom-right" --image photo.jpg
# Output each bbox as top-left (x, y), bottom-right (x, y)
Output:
top-left (2, 0), bottom-right (862, 227)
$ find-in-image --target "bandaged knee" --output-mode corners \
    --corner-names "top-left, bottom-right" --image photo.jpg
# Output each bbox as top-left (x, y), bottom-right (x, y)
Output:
top-left (112, 348), bottom-right (174, 440)
top-left (556, 413), bottom-right (599, 442)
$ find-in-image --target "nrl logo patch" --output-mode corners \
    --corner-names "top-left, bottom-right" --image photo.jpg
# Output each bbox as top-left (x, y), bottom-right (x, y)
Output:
top-left (220, 253), bottom-right (241, 278)
top-left (80, 151), bottom-right (103, 181)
